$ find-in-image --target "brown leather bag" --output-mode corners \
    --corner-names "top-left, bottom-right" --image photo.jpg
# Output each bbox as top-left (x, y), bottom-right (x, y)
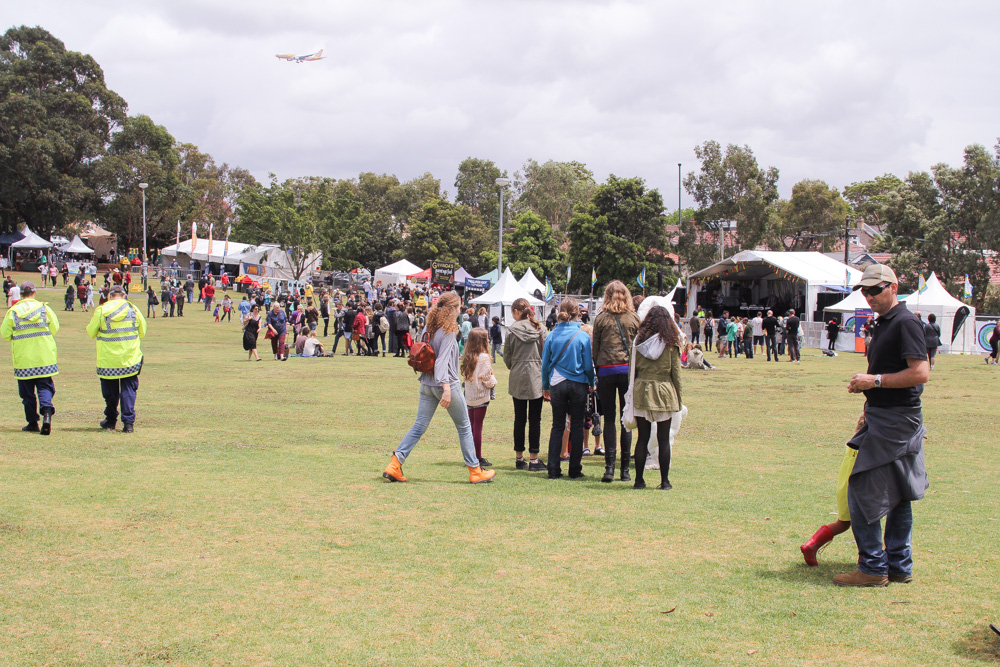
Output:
top-left (407, 331), bottom-right (436, 374)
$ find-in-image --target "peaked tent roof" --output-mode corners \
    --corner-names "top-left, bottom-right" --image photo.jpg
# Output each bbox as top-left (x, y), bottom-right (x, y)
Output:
top-left (470, 267), bottom-right (544, 306)
top-left (475, 268), bottom-right (499, 286)
top-left (900, 272), bottom-right (969, 309)
top-left (0, 230), bottom-right (24, 245)
top-left (518, 268), bottom-right (547, 297)
top-left (10, 227), bottom-right (53, 249)
top-left (689, 250), bottom-right (862, 287)
top-left (160, 238), bottom-right (258, 263)
top-left (824, 288), bottom-right (870, 313)
top-left (59, 235), bottom-right (95, 254)
top-left (376, 259), bottom-right (422, 276)
top-left (453, 267), bottom-right (474, 285)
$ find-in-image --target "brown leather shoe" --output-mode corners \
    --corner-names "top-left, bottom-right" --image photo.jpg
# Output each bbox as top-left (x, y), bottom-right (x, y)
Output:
top-left (889, 573), bottom-right (913, 584)
top-left (833, 569), bottom-right (888, 587)
top-left (468, 465), bottom-right (496, 484)
top-left (382, 454), bottom-right (407, 482)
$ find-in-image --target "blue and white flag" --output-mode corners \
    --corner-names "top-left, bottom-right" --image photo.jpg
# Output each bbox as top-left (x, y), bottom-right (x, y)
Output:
top-left (637, 267), bottom-right (646, 289)
top-left (544, 277), bottom-right (554, 301)
top-left (918, 275), bottom-right (927, 294)
top-left (566, 265), bottom-right (571, 283)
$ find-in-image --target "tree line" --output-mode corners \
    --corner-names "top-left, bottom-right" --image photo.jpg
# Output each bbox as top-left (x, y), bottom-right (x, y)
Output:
top-left (4, 26), bottom-right (998, 306)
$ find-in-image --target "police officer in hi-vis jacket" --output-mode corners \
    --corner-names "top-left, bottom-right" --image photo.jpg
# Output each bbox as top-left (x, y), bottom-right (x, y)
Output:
top-left (87, 285), bottom-right (147, 432)
top-left (1, 281), bottom-right (60, 434)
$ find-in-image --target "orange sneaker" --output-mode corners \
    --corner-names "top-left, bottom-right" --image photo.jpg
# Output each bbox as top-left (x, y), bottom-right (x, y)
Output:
top-left (382, 454), bottom-right (407, 482)
top-left (468, 465), bottom-right (496, 484)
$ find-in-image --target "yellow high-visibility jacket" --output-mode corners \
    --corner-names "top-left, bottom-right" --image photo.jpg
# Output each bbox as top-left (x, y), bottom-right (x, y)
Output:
top-left (0, 298), bottom-right (60, 379)
top-left (86, 298), bottom-right (147, 379)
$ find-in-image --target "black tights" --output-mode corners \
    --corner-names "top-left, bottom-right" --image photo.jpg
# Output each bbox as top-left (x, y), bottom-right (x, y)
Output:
top-left (634, 417), bottom-right (671, 486)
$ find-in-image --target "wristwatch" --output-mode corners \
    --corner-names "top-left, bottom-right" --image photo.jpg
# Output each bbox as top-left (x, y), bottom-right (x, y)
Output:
top-left (874, 374), bottom-right (882, 388)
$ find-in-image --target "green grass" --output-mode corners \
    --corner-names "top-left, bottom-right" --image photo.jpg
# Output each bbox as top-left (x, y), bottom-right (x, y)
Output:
top-left (1, 272), bottom-right (998, 666)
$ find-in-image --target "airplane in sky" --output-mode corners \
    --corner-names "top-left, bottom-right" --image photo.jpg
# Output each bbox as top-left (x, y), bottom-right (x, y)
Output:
top-left (275, 49), bottom-right (325, 63)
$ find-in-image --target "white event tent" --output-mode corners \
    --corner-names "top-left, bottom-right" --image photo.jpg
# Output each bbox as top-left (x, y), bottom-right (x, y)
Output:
top-left (471, 267), bottom-right (544, 307)
top-left (900, 272), bottom-right (976, 354)
top-left (160, 238), bottom-right (257, 270)
top-left (59, 235), bottom-right (95, 254)
top-left (374, 259), bottom-right (422, 286)
top-left (687, 250), bottom-right (862, 322)
top-left (824, 289), bottom-right (870, 314)
top-left (10, 227), bottom-right (53, 251)
top-left (517, 268), bottom-right (547, 299)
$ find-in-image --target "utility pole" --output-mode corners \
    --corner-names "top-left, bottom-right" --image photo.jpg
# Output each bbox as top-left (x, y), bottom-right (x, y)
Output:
top-left (844, 216), bottom-right (851, 266)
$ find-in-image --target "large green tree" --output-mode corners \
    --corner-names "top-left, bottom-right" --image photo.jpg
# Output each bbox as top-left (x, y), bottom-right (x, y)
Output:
top-left (455, 157), bottom-right (507, 228)
top-left (503, 211), bottom-right (566, 285)
top-left (405, 198), bottom-right (492, 274)
top-left (518, 159), bottom-right (596, 231)
top-left (683, 140), bottom-right (779, 251)
top-left (843, 173), bottom-right (904, 228)
top-left (567, 175), bottom-right (670, 293)
top-left (771, 179), bottom-right (851, 251)
top-left (0, 25), bottom-right (127, 234)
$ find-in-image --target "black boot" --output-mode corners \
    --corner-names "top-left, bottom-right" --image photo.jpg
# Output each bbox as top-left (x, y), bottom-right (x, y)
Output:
top-left (659, 437), bottom-right (672, 489)
top-left (40, 408), bottom-right (53, 436)
top-left (620, 442), bottom-right (631, 481)
top-left (601, 442), bottom-right (616, 482)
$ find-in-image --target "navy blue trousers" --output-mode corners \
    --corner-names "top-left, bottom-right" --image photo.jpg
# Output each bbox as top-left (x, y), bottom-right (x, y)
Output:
top-left (101, 374), bottom-right (139, 425)
top-left (17, 377), bottom-right (55, 425)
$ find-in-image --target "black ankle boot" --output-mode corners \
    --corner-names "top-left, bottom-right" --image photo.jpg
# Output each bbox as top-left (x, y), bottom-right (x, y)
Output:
top-left (620, 444), bottom-right (631, 481)
top-left (601, 464), bottom-right (615, 483)
top-left (40, 409), bottom-right (53, 436)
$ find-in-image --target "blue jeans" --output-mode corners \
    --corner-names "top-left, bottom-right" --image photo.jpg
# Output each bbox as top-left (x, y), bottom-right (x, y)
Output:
top-left (395, 382), bottom-right (478, 467)
top-left (848, 489), bottom-right (913, 577)
top-left (491, 342), bottom-right (502, 363)
top-left (18, 377), bottom-right (56, 424)
top-left (547, 380), bottom-right (588, 477)
top-left (101, 374), bottom-right (139, 425)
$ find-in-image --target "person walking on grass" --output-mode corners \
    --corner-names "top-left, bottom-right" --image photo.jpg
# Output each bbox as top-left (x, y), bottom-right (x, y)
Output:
top-left (462, 328), bottom-right (498, 469)
top-left (592, 280), bottom-right (640, 483)
top-left (266, 302), bottom-right (288, 361)
top-left (630, 305), bottom-right (683, 490)
top-left (88, 285), bottom-right (147, 433)
top-left (541, 298), bottom-right (595, 480)
top-left (834, 264), bottom-right (929, 588)
top-left (243, 304), bottom-right (262, 361)
top-left (505, 297), bottom-right (547, 472)
top-left (1, 281), bottom-right (59, 435)
top-left (382, 291), bottom-right (496, 485)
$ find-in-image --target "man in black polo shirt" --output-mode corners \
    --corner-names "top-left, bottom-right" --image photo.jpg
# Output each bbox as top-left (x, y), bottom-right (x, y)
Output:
top-left (762, 309), bottom-right (778, 362)
top-left (835, 264), bottom-right (929, 587)
top-left (785, 310), bottom-right (801, 362)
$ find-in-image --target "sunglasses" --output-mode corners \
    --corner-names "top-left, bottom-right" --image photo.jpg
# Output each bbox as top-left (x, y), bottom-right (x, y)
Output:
top-left (860, 283), bottom-right (891, 297)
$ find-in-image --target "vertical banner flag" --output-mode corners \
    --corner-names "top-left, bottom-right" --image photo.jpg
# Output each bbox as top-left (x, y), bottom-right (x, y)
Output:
top-left (637, 267), bottom-right (646, 289)
top-left (964, 274), bottom-right (973, 299)
top-left (224, 224), bottom-right (231, 258)
top-left (207, 223), bottom-right (214, 255)
top-left (566, 265), bottom-right (571, 283)
top-left (544, 277), bottom-right (554, 301)
top-left (176, 220), bottom-right (181, 247)
top-left (591, 267), bottom-right (597, 288)
top-left (191, 222), bottom-right (198, 249)
top-left (917, 274), bottom-right (927, 293)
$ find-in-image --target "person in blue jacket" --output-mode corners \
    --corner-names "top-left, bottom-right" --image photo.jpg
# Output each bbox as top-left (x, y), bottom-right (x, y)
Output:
top-left (541, 298), bottom-right (595, 479)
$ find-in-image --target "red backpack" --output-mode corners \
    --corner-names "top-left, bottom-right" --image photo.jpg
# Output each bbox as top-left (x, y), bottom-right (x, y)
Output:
top-left (408, 331), bottom-right (436, 374)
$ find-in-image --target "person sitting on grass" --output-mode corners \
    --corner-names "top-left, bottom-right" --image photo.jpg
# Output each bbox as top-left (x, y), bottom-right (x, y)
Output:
top-left (301, 330), bottom-right (329, 357)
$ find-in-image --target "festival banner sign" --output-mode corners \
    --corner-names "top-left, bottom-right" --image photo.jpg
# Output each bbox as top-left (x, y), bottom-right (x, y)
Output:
top-left (464, 278), bottom-right (490, 292)
top-left (431, 260), bottom-right (456, 283)
top-left (854, 307), bottom-right (873, 353)
top-left (241, 262), bottom-right (270, 278)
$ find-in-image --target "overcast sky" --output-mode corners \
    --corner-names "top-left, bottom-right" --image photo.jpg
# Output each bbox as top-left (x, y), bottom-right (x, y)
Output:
top-left (8, 1), bottom-right (1000, 209)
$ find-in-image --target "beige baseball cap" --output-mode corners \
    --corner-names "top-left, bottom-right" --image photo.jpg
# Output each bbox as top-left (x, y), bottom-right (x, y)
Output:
top-left (853, 264), bottom-right (898, 290)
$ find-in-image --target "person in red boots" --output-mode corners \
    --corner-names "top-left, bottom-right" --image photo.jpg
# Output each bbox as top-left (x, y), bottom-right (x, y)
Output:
top-left (800, 412), bottom-right (863, 565)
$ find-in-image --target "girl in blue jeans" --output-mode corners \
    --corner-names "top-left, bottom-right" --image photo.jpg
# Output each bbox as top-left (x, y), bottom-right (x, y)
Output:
top-left (383, 291), bottom-right (496, 485)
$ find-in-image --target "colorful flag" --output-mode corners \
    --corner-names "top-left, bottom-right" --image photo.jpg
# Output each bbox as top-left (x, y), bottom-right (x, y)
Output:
top-left (223, 224), bottom-right (231, 258)
top-left (566, 265), bottom-right (571, 283)
top-left (591, 267), bottom-right (597, 288)
top-left (917, 275), bottom-right (927, 293)
top-left (191, 221), bottom-right (197, 249)
top-left (176, 220), bottom-right (181, 248)
top-left (637, 267), bottom-right (646, 289)
top-left (964, 274), bottom-right (973, 299)
top-left (544, 277), bottom-right (554, 301)
top-left (207, 223), bottom-right (214, 255)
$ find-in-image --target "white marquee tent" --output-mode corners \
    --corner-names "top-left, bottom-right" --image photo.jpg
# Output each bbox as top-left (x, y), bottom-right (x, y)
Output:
top-left (9, 227), bottom-right (53, 250)
top-left (471, 267), bottom-right (544, 307)
top-left (373, 259), bottom-right (422, 286)
top-left (824, 289), bottom-right (870, 314)
top-left (59, 235), bottom-right (95, 254)
top-left (687, 250), bottom-right (862, 322)
top-left (517, 268), bottom-right (547, 299)
top-left (900, 272), bottom-right (976, 354)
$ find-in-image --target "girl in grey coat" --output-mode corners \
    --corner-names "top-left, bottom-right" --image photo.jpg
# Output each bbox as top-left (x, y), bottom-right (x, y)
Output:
top-left (504, 297), bottom-right (547, 471)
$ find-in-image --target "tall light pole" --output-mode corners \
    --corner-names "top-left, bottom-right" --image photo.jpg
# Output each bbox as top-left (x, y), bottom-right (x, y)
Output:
top-left (139, 182), bottom-right (148, 269)
top-left (495, 177), bottom-right (509, 275)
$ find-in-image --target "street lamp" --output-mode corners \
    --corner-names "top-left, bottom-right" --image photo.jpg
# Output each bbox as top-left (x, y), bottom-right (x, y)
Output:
top-left (139, 182), bottom-right (148, 269)
top-left (495, 177), bottom-right (509, 274)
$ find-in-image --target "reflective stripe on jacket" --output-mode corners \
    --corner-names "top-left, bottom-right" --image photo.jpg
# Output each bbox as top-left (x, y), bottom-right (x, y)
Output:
top-left (86, 298), bottom-right (147, 378)
top-left (0, 298), bottom-right (60, 378)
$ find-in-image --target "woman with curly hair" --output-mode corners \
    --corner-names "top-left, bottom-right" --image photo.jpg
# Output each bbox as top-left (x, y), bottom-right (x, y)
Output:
top-left (630, 305), bottom-right (682, 490)
top-left (382, 291), bottom-right (496, 485)
top-left (592, 280), bottom-right (641, 482)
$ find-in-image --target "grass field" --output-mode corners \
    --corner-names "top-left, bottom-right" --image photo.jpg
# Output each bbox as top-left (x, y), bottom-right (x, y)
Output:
top-left (1, 273), bottom-right (998, 666)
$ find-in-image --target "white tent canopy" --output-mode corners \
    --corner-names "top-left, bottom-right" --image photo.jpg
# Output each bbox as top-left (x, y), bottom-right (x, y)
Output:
top-left (373, 259), bottom-right (422, 286)
top-left (10, 227), bottom-right (53, 250)
top-left (824, 289), bottom-right (870, 313)
top-left (59, 235), bottom-right (95, 254)
top-left (470, 267), bottom-right (544, 307)
top-left (518, 268), bottom-right (547, 299)
top-left (900, 272), bottom-right (976, 354)
top-left (687, 250), bottom-right (862, 321)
